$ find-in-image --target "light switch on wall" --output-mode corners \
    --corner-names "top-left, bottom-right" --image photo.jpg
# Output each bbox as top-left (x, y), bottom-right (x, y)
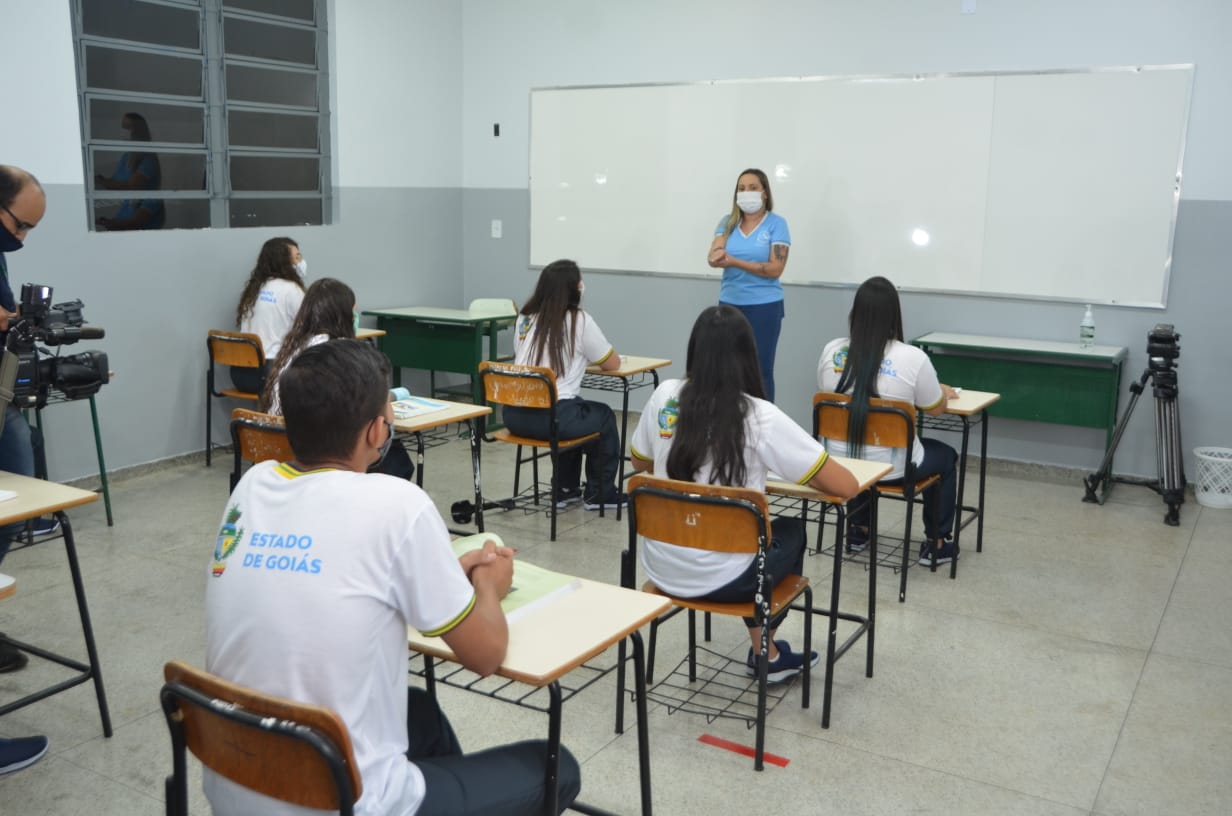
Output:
top-left (491, 219), bottom-right (502, 238)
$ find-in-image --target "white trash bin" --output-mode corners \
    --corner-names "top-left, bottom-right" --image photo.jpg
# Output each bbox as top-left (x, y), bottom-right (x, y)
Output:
top-left (1194, 447), bottom-right (1232, 509)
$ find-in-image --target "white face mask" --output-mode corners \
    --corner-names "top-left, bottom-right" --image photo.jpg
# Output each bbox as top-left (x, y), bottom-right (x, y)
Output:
top-left (736, 191), bottom-right (764, 214)
top-left (578, 282), bottom-right (585, 296)
top-left (294, 259), bottom-right (308, 278)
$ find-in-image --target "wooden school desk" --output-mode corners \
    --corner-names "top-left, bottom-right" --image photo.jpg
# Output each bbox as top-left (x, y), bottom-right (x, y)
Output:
top-left (355, 327), bottom-right (385, 342)
top-left (922, 389), bottom-right (1001, 554)
top-left (765, 455), bottom-right (892, 728)
top-left (363, 305), bottom-right (518, 405)
top-left (393, 398), bottom-right (492, 531)
top-left (0, 474), bottom-right (112, 737)
top-left (582, 355), bottom-right (671, 518)
top-left (408, 578), bottom-right (671, 816)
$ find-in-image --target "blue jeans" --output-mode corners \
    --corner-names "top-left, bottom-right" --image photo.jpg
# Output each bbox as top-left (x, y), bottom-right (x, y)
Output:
top-left (695, 516), bottom-right (805, 629)
top-left (407, 688), bottom-right (581, 815)
top-left (502, 398), bottom-right (620, 500)
top-left (721, 300), bottom-right (784, 402)
top-left (0, 405), bottom-right (37, 564)
top-left (847, 437), bottom-right (958, 544)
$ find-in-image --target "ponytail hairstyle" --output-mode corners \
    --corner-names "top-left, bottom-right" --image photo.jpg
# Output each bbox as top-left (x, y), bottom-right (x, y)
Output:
top-left (834, 276), bottom-right (905, 457)
top-left (236, 237), bottom-right (304, 326)
top-left (520, 259), bottom-right (583, 375)
top-left (723, 167), bottom-right (774, 235)
top-left (666, 306), bottom-right (765, 486)
top-left (261, 277), bottom-right (357, 411)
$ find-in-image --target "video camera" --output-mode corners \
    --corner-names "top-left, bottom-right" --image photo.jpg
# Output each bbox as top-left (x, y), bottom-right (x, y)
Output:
top-left (1146, 323), bottom-right (1180, 371)
top-left (2, 284), bottom-right (109, 408)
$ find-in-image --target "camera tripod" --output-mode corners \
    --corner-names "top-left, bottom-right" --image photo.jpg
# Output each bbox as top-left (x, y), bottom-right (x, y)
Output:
top-left (1083, 327), bottom-right (1185, 526)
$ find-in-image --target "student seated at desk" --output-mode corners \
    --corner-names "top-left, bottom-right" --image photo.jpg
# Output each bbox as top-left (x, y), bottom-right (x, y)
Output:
top-left (630, 306), bottom-right (859, 682)
top-left (205, 340), bottom-right (580, 816)
top-left (262, 277), bottom-right (414, 481)
top-left (817, 276), bottom-right (960, 565)
top-left (505, 259), bottom-right (624, 510)
top-left (234, 237), bottom-right (307, 393)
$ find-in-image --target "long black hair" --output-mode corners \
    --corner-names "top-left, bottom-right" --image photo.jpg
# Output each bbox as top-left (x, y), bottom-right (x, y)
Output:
top-left (236, 237), bottom-right (304, 327)
top-left (834, 276), bottom-right (905, 457)
top-left (520, 259), bottom-right (582, 375)
top-left (261, 277), bottom-right (356, 411)
top-left (666, 305), bottom-right (765, 486)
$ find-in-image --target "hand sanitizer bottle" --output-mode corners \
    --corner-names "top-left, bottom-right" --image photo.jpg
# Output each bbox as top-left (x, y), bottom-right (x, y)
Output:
top-left (1080, 305), bottom-right (1095, 348)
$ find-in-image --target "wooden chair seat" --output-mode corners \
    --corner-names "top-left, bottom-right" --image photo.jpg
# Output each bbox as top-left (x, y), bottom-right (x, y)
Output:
top-left (490, 428), bottom-right (600, 450)
top-left (218, 387), bottom-right (260, 401)
top-left (876, 472), bottom-right (941, 497)
top-left (207, 330), bottom-right (266, 467)
top-left (641, 575), bottom-right (809, 619)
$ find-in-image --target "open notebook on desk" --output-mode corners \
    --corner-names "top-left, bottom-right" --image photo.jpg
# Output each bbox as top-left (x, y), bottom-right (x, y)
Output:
top-left (452, 534), bottom-right (581, 624)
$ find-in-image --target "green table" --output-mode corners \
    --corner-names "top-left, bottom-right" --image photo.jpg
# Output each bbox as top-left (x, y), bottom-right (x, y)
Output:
top-left (913, 332), bottom-right (1128, 457)
top-left (362, 305), bottom-right (518, 406)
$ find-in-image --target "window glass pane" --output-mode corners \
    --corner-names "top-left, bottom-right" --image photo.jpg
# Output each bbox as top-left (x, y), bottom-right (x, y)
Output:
top-left (89, 100), bottom-right (205, 145)
top-left (224, 16), bottom-right (316, 66)
top-left (92, 197), bottom-right (210, 231)
top-left (224, 0), bottom-right (314, 22)
top-left (228, 110), bottom-right (318, 149)
top-left (225, 64), bottom-right (316, 107)
top-left (92, 148), bottom-right (207, 193)
top-left (230, 156), bottom-right (319, 191)
top-left (85, 45), bottom-right (203, 98)
top-left (82, 0), bottom-right (201, 50)
top-left (230, 197), bottom-right (322, 227)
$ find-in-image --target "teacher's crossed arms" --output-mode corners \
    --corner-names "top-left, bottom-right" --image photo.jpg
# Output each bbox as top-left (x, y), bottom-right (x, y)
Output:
top-left (707, 168), bottom-right (790, 402)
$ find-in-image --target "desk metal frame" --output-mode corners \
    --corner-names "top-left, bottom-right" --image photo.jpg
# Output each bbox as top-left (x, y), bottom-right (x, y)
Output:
top-left (919, 406), bottom-right (992, 554)
top-left (26, 394), bottom-right (114, 527)
top-left (394, 401), bottom-right (492, 534)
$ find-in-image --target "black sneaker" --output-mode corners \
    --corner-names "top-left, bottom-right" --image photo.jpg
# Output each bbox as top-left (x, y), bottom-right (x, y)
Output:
top-left (555, 487), bottom-right (583, 510)
top-left (0, 734), bottom-right (49, 775)
top-left (919, 539), bottom-right (959, 566)
top-left (30, 517), bottom-right (60, 538)
top-left (745, 639), bottom-right (820, 684)
top-left (584, 492), bottom-right (627, 511)
top-left (0, 638), bottom-right (28, 674)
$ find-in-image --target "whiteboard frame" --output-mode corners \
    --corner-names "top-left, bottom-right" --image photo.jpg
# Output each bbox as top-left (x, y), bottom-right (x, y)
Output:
top-left (527, 64), bottom-right (1193, 310)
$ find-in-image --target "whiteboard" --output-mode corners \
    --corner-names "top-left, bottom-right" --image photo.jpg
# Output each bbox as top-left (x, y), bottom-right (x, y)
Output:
top-left (529, 66), bottom-right (1192, 308)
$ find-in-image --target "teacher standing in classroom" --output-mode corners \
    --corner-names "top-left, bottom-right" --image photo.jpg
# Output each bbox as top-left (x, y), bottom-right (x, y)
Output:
top-left (707, 168), bottom-right (790, 402)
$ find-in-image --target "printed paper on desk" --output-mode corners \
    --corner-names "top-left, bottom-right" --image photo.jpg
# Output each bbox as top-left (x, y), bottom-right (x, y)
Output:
top-left (393, 396), bottom-right (450, 421)
top-left (0, 489), bottom-right (16, 502)
top-left (451, 534), bottom-right (582, 624)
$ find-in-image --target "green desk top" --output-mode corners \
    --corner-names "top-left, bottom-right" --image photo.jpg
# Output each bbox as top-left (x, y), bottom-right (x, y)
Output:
top-left (363, 305), bottom-right (517, 323)
top-left (914, 331), bottom-right (1127, 365)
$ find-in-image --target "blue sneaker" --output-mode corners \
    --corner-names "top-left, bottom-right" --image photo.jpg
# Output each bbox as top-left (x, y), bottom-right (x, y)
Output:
top-left (745, 639), bottom-right (820, 684)
top-left (30, 517), bottom-right (60, 538)
top-left (554, 487), bottom-right (583, 509)
top-left (919, 539), bottom-right (959, 566)
top-left (0, 735), bottom-right (49, 775)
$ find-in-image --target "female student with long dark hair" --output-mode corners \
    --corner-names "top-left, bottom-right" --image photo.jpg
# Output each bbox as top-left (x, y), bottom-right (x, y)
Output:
top-left (817, 276), bottom-right (960, 565)
top-left (504, 259), bottom-right (624, 509)
top-left (233, 236), bottom-right (306, 393)
top-left (261, 277), bottom-right (415, 480)
top-left (630, 306), bottom-right (859, 681)
top-left (706, 168), bottom-right (791, 401)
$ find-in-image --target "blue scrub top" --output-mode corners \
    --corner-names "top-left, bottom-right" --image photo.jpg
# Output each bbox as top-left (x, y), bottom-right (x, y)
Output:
top-left (715, 211), bottom-right (791, 305)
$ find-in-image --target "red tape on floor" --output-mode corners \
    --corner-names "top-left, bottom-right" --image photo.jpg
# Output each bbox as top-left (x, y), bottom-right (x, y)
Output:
top-left (698, 733), bottom-right (790, 767)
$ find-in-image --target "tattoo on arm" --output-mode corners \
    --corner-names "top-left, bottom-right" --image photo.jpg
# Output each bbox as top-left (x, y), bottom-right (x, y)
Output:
top-left (774, 245), bottom-right (789, 262)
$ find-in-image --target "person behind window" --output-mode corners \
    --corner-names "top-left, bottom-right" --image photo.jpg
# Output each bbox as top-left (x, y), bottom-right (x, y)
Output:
top-left (261, 277), bottom-right (414, 481)
top-left (505, 259), bottom-right (624, 510)
top-left (706, 168), bottom-right (791, 402)
top-left (233, 237), bottom-right (306, 394)
top-left (630, 305), bottom-right (859, 682)
top-left (94, 112), bottom-right (165, 231)
top-left (817, 275), bottom-right (960, 565)
top-left (205, 339), bottom-right (579, 815)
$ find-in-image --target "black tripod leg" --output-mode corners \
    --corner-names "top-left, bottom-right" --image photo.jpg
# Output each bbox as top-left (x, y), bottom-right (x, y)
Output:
top-left (1084, 370), bottom-right (1150, 504)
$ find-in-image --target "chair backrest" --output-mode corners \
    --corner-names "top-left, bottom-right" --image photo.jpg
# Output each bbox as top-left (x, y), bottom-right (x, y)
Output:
top-left (627, 474), bottom-right (772, 556)
top-left (208, 330), bottom-right (264, 370)
top-left (813, 391), bottom-right (917, 450)
top-left (160, 660), bottom-right (361, 813)
top-left (468, 297), bottom-right (518, 317)
top-left (230, 408), bottom-right (292, 466)
top-left (478, 361), bottom-right (558, 410)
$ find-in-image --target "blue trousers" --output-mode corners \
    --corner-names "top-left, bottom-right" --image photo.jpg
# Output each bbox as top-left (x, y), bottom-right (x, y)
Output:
top-left (721, 300), bottom-right (784, 402)
top-left (694, 516), bottom-right (805, 629)
top-left (502, 397), bottom-right (620, 500)
top-left (0, 405), bottom-right (37, 564)
top-left (847, 437), bottom-right (958, 543)
top-left (408, 688), bottom-right (581, 815)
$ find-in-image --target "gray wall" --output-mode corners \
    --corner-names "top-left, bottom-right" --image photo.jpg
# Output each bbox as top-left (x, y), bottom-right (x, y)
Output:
top-left (459, 0), bottom-right (1232, 480)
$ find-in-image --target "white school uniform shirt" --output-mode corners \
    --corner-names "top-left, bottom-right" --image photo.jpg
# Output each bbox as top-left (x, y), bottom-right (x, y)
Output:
top-left (204, 462), bottom-right (476, 816)
top-left (265, 333), bottom-right (330, 416)
top-left (240, 277), bottom-right (305, 360)
top-left (513, 309), bottom-right (614, 400)
top-left (816, 337), bottom-right (944, 480)
top-left (629, 379), bottom-right (830, 597)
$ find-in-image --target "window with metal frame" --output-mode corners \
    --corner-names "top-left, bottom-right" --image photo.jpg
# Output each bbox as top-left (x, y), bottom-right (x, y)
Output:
top-left (71, 0), bottom-right (331, 231)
